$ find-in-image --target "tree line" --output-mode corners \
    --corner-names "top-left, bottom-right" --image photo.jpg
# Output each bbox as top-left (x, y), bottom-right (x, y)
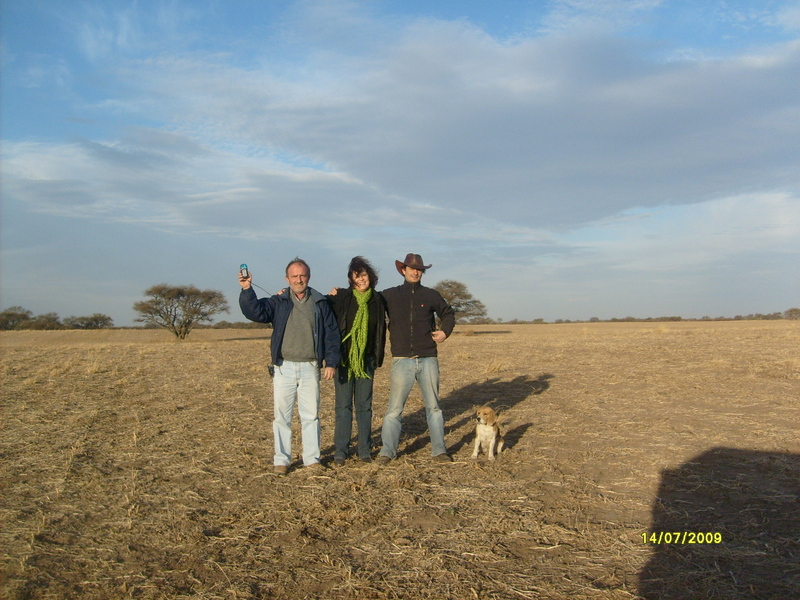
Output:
top-left (0, 306), bottom-right (114, 330)
top-left (517, 309), bottom-right (800, 324)
top-left (0, 280), bottom-right (489, 338)
top-left (3, 282), bottom-right (796, 339)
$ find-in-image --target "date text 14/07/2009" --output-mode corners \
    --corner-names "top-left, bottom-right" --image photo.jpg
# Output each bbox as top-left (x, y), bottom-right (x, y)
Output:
top-left (642, 532), bottom-right (723, 544)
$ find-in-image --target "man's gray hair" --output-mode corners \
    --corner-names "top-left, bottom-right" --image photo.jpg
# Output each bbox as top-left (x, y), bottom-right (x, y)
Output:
top-left (285, 257), bottom-right (311, 277)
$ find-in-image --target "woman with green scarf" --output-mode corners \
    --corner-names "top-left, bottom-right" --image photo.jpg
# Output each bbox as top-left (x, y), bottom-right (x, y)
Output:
top-left (328, 257), bottom-right (387, 465)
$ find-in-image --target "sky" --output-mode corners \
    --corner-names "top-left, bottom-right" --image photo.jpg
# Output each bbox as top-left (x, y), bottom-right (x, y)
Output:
top-left (2, 0), bottom-right (799, 326)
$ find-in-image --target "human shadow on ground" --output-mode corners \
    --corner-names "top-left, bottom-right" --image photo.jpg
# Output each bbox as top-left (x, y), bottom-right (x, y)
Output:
top-left (396, 373), bottom-right (553, 457)
top-left (467, 330), bottom-right (513, 335)
top-left (446, 422), bottom-right (534, 457)
top-left (639, 447), bottom-right (800, 600)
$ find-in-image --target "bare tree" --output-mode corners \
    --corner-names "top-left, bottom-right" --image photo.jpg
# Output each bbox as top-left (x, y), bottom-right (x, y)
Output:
top-left (433, 279), bottom-right (489, 324)
top-left (133, 285), bottom-right (229, 339)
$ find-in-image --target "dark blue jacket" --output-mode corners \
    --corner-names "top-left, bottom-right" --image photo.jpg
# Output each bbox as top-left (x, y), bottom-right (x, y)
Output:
top-left (239, 286), bottom-right (341, 368)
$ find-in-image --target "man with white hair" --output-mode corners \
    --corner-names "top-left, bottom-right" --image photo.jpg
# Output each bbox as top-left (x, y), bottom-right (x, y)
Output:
top-left (239, 257), bottom-right (340, 475)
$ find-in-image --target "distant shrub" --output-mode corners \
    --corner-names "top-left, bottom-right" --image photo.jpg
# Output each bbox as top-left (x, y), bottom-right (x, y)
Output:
top-left (0, 306), bottom-right (33, 330)
top-left (64, 314), bottom-right (115, 329)
top-left (2, 306), bottom-right (114, 330)
top-left (16, 313), bottom-right (64, 330)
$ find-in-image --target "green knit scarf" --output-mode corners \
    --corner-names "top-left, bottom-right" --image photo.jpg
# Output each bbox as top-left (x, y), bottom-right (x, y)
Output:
top-left (341, 288), bottom-right (372, 380)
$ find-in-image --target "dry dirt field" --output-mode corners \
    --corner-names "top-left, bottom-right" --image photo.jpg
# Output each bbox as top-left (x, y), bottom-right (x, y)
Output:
top-left (2, 321), bottom-right (799, 600)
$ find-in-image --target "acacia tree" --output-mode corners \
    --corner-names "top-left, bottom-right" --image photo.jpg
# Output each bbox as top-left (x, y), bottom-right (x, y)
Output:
top-left (433, 279), bottom-right (489, 324)
top-left (64, 314), bottom-right (115, 329)
top-left (18, 312), bottom-right (64, 330)
top-left (784, 308), bottom-right (800, 320)
top-left (133, 285), bottom-right (229, 339)
top-left (0, 306), bottom-right (33, 329)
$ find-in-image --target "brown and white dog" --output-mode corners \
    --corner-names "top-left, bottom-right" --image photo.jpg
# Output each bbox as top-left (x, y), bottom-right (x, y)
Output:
top-left (472, 405), bottom-right (504, 460)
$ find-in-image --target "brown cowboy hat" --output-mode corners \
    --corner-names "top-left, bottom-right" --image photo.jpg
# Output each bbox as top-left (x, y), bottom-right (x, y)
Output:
top-left (395, 253), bottom-right (432, 275)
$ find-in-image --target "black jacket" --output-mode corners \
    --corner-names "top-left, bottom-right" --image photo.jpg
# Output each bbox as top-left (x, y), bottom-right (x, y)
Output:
top-left (382, 280), bottom-right (455, 358)
top-left (328, 288), bottom-right (387, 369)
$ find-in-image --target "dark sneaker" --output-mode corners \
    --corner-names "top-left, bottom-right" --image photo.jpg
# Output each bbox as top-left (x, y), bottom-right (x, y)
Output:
top-left (274, 465), bottom-right (288, 476)
top-left (334, 457), bottom-right (346, 466)
top-left (434, 453), bottom-right (453, 463)
top-left (376, 455), bottom-right (391, 465)
top-left (359, 456), bottom-right (373, 463)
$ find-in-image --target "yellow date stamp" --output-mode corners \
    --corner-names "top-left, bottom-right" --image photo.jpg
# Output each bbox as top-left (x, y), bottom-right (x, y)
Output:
top-left (642, 531), bottom-right (723, 544)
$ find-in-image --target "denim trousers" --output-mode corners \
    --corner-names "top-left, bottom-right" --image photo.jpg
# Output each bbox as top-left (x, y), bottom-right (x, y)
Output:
top-left (380, 357), bottom-right (446, 458)
top-left (272, 360), bottom-right (321, 467)
top-left (333, 362), bottom-right (375, 460)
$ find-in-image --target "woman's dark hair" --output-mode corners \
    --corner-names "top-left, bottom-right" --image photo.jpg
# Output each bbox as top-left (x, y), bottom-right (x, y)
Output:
top-left (348, 256), bottom-right (378, 289)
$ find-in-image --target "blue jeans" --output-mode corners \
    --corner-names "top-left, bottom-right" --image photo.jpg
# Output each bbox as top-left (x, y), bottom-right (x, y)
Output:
top-left (333, 362), bottom-right (375, 460)
top-left (272, 361), bottom-right (321, 467)
top-left (380, 357), bottom-right (447, 458)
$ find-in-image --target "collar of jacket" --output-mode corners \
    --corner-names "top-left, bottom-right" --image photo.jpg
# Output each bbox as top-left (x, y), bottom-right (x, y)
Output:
top-left (347, 286), bottom-right (379, 301)
top-left (279, 286), bottom-right (326, 303)
top-left (401, 280), bottom-right (422, 291)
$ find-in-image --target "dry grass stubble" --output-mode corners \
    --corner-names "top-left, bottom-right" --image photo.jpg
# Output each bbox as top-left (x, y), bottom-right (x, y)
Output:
top-left (1, 322), bottom-right (798, 599)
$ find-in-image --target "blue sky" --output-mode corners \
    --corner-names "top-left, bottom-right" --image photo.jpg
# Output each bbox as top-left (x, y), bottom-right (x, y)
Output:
top-left (2, 0), bottom-right (799, 325)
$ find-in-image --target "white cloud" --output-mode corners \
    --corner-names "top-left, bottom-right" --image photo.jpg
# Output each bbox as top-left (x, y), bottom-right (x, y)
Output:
top-left (539, 0), bottom-right (665, 33)
top-left (79, 15), bottom-right (797, 232)
top-left (564, 193), bottom-right (800, 272)
top-left (444, 192), bottom-right (800, 320)
top-left (2, 0), bottom-right (800, 324)
top-left (775, 3), bottom-right (800, 31)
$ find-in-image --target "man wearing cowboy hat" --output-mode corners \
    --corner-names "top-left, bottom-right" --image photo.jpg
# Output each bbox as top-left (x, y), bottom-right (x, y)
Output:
top-left (376, 253), bottom-right (456, 464)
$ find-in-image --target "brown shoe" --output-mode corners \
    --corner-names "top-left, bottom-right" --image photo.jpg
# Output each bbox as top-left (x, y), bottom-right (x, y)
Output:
top-left (376, 455), bottom-right (391, 465)
top-left (305, 462), bottom-right (324, 470)
top-left (273, 465), bottom-right (288, 476)
top-left (433, 453), bottom-right (453, 463)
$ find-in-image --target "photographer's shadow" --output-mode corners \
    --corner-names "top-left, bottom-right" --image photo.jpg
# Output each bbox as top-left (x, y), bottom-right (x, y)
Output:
top-left (639, 447), bottom-right (800, 600)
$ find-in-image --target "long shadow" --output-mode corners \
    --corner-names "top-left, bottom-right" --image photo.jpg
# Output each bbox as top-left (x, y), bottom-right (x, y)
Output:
top-left (449, 422), bottom-right (534, 457)
top-left (639, 447), bottom-right (800, 600)
top-left (497, 423), bottom-right (532, 451)
top-left (468, 330), bottom-right (513, 335)
top-left (397, 373), bottom-right (553, 457)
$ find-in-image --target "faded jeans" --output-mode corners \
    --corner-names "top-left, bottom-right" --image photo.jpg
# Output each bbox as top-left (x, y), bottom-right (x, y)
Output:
top-left (380, 357), bottom-right (447, 459)
top-left (272, 360), bottom-right (321, 467)
top-left (333, 360), bottom-right (375, 460)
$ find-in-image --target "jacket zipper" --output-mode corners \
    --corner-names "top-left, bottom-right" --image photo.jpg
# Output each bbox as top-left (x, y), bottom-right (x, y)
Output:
top-left (409, 284), bottom-right (415, 356)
